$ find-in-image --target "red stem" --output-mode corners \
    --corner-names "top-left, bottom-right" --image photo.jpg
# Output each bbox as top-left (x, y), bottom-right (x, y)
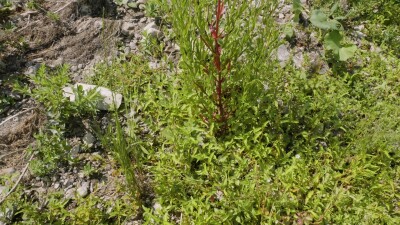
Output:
top-left (214, 0), bottom-right (224, 123)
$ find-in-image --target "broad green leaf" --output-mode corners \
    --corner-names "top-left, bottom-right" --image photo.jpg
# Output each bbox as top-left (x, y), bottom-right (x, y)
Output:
top-left (310, 10), bottom-right (342, 30)
top-left (339, 45), bottom-right (357, 61)
top-left (324, 30), bottom-right (342, 54)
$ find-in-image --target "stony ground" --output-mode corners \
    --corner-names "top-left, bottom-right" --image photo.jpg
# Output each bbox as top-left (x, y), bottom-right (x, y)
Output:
top-left (0, 1), bottom-right (169, 223)
top-left (0, 0), bottom-right (370, 223)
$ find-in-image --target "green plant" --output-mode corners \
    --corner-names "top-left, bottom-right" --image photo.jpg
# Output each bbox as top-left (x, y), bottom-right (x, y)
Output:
top-left (292, 0), bottom-right (302, 23)
top-left (0, 0), bottom-right (13, 25)
top-left (27, 0), bottom-right (39, 10)
top-left (46, 11), bottom-right (60, 21)
top-left (140, 31), bottom-right (165, 58)
top-left (83, 163), bottom-right (98, 178)
top-left (13, 65), bottom-right (100, 176)
top-left (309, 3), bottom-right (357, 61)
top-left (145, 0), bottom-right (161, 18)
top-left (346, 0), bottom-right (400, 56)
top-left (161, 0), bottom-right (279, 135)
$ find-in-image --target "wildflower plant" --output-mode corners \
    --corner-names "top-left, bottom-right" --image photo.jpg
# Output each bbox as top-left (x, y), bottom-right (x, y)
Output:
top-left (163, 0), bottom-right (279, 135)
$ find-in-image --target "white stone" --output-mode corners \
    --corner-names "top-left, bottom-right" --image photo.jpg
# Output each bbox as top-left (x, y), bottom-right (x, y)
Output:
top-left (77, 182), bottom-right (90, 198)
top-left (143, 22), bottom-right (162, 39)
top-left (64, 188), bottom-right (75, 199)
top-left (62, 83), bottom-right (123, 111)
top-left (277, 44), bottom-right (290, 67)
top-left (293, 51), bottom-right (304, 68)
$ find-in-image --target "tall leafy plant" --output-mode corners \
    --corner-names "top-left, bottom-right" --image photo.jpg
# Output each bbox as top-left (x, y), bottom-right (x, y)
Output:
top-left (161, 0), bottom-right (279, 135)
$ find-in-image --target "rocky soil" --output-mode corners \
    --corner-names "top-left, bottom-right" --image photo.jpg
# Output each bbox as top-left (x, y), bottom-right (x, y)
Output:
top-left (0, 0), bottom-right (170, 223)
top-left (0, 0), bottom-right (367, 223)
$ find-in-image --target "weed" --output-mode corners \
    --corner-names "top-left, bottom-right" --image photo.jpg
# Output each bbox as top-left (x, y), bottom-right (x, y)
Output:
top-left (13, 65), bottom-right (100, 176)
top-left (46, 11), bottom-right (60, 22)
top-left (161, 0), bottom-right (279, 135)
top-left (294, 2), bottom-right (357, 61)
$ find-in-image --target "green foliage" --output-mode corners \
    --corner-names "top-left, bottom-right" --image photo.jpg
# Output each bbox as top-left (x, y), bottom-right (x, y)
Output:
top-left (308, 3), bottom-right (357, 61)
top-left (4, 0), bottom-right (400, 223)
top-left (348, 0), bottom-right (400, 56)
top-left (46, 11), bottom-right (60, 21)
top-left (140, 32), bottom-right (165, 58)
top-left (292, 0), bottom-right (302, 23)
top-left (324, 30), bottom-right (357, 61)
top-left (158, 0), bottom-right (279, 135)
top-left (90, 2), bottom-right (400, 224)
top-left (14, 65), bottom-right (100, 176)
top-left (0, 188), bottom-right (136, 224)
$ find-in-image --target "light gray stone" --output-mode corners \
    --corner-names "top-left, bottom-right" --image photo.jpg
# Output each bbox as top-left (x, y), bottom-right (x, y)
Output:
top-left (143, 22), bottom-right (162, 39)
top-left (48, 57), bottom-right (64, 68)
top-left (293, 51), bottom-right (304, 68)
top-left (0, 167), bottom-right (16, 176)
top-left (121, 21), bottom-right (136, 36)
top-left (77, 182), bottom-right (90, 198)
top-left (277, 44), bottom-right (290, 66)
top-left (83, 132), bottom-right (96, 146)
top-left (65, 188), bottom-right (75, 199)
top-left (70, 65), bottom-right (78, 72)
top-left (63, 83), bottom-right (123, 111)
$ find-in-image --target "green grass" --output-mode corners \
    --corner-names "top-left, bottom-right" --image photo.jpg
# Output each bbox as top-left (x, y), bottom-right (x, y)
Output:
top-left (2, 0), bottom-right (400, 224)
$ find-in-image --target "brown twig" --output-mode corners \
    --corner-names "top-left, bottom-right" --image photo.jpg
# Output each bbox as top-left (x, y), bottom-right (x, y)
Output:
top-left (0, 107), bottom-right (36, 128)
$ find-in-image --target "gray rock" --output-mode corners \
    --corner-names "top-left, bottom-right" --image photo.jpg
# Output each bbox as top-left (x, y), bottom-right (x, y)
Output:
top-left (121, 22), bottom-right (136, 36)
top-left (24, 63), bottom-right (41, 75)
top-left (48, 57), bottom-right (64, 68)
top-left (293, 51), bottom-right (304, 68)
top-left (139, 17), bottom-right (147, 24)
top-left (148, 62), bottom-right (160, 70)
top-left (54, 182), bottom-right (60, 189)
top-left (77, 182), bottom-right (90, 198)
top-left (70, 65), bottom-right (78, 72)
top-left (0, 185), bottom-right (7, 195)
top-left (153, 202), bottom-right (162, 211)
top-left (65, 188), bottom-right (75, 199)
top-left (124, 46), bottom-right (131, 54)
top-left (71, 145), bottom-right (81, 158)
top-left (0, 167), bottom-right (16, 176)
top-left (83, 132), bottom-right (96, 146)
top-left (143, 22), bottom-right (162, 39)
top-left (63, 83), bottom-right (123, 111)
top-left (354, 24), bottom-right (364, 31)
top-left (63, 177), bottom-right (73, 187)
top-left (277, 44), bottom-right (290, 66)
